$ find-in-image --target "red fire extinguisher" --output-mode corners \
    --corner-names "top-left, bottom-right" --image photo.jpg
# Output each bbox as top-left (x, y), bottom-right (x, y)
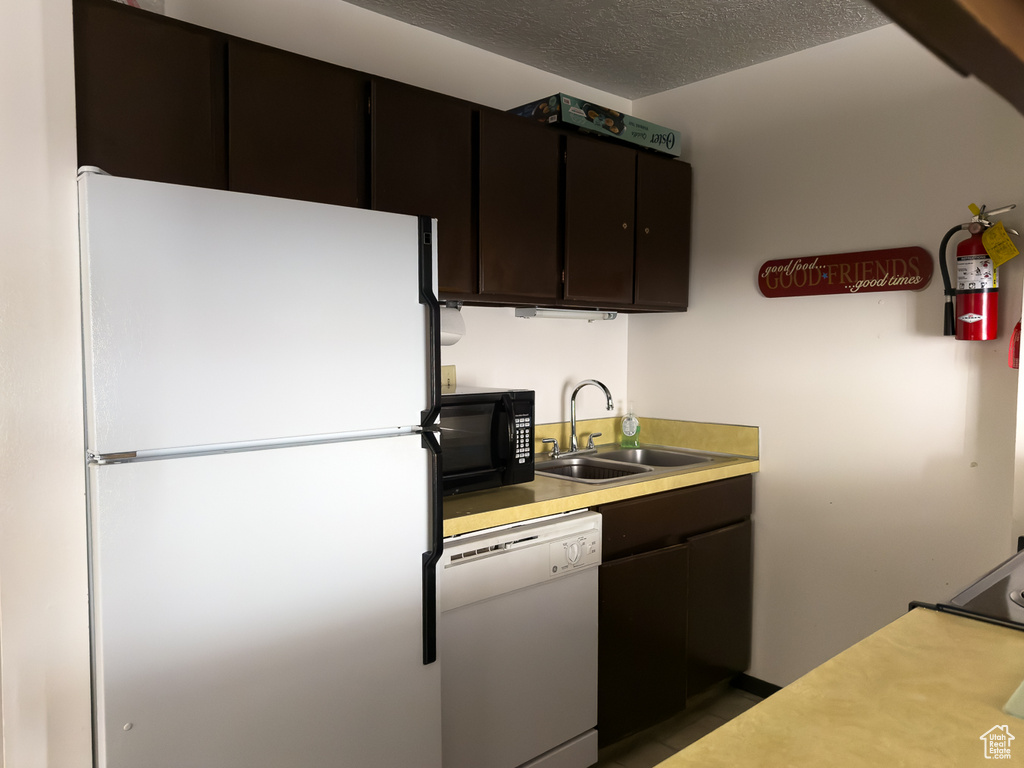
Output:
top-left (940, 204), bottom-right (1018, 340)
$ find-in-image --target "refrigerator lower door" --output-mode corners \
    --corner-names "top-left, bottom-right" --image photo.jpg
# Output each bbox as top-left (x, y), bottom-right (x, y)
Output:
top-left (89, 435), bottom-right (441, 768)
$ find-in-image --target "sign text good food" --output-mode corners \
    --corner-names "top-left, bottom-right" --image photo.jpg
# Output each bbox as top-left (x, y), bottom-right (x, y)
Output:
top-left (758, 247), bottom-right (933, 298)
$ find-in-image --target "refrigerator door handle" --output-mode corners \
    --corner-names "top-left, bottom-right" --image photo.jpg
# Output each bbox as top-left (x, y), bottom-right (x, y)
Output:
top-left (418, 216), bottom-right (441, 430)
top-left (421, 429), bottom-right (443, 664)
top-left (418, 215), bottom-right (443, 665)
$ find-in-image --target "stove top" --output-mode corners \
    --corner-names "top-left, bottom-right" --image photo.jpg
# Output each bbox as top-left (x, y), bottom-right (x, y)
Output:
top-left (931, 549), bottom-right (1024, 630)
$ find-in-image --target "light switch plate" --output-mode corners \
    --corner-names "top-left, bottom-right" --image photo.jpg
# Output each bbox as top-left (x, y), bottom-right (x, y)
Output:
top-left (441, 365), bottom-right (456, 394)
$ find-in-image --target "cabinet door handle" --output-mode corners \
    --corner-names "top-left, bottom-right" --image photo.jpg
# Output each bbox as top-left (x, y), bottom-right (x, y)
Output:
top-left (622, 222), bottom-right (628, 230)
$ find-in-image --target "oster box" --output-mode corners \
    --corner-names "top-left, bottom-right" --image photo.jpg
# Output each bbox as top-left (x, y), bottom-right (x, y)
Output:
top-left (511, 93), bottom-right (681, 157)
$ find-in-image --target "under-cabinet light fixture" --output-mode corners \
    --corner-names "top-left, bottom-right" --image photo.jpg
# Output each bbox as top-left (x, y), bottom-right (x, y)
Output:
top-left (440, 301), bottom-right (465, 346)
top-left (514, 307), bottom-right (618, 322)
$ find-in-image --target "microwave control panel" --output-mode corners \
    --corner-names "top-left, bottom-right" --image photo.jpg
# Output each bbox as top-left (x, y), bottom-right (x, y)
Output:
top-left (513, 406), bottom-right (533, 465)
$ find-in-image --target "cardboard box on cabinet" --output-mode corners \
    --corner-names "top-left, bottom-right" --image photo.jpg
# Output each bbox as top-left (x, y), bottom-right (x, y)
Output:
top-left (510, 93), bottom-right (681, 157)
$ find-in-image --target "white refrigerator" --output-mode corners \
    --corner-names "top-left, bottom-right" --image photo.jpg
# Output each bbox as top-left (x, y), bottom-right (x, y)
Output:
top-left (78, 169), bottom-right (444, 768)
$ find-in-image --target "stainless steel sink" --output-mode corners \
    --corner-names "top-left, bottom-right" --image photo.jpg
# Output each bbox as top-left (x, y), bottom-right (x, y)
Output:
top-left (535, 445), bottom-right (720, 485)
top-left (597, 447), bottom-right (712, 467)
top-left (535, 456), bottom-right (652, 484)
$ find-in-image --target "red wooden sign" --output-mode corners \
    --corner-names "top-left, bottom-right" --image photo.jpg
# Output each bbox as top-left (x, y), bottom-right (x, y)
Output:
top-left (758, 247), bottom-right (933, 298)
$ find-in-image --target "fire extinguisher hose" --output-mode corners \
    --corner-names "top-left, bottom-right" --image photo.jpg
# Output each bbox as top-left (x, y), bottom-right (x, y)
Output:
top-left (939, 223), bottom-right (967, 336)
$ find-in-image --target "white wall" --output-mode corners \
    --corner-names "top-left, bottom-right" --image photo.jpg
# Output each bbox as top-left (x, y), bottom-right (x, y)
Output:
top-left (440, 307), bottom-right (629, 424)
top-left (0, 0), bottom-right (93, 766)
top-left (632, 24), bottom-right (1024, 686)
top-left (165, 0), bottom-right (631, 113)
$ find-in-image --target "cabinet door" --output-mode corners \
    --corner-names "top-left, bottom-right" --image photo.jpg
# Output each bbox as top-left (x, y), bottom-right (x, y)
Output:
top-left (228, 40), bottom-right (368, 207)
top-left (73, 0), bottom-right (226, 189)
top-left (478, 110), bottom-right (561, 300)
top-left (564, 137), bottom-right (636, 306)
top-left (371, 79), bottom-right (476, 297)
top-left (635, 154), bottom-right (692, 309)
top-left (687, 519), bottom-right (753, 698)
top-left (598, 543), bottom-right (688, 747)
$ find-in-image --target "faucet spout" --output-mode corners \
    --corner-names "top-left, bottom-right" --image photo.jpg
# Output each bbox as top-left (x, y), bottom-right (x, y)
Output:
top-left (570, 379), bottom-right (614, 453)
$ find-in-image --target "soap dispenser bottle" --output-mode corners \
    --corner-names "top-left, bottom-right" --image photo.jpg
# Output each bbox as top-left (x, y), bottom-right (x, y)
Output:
top-left (620, 403), bottom-right (640, 448)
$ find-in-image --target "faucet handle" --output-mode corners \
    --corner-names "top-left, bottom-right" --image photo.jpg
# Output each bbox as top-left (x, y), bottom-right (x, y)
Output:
top-left (586, 432), bottom-right (603, 450)
top-left (541, 437), bottom-right (560, 458)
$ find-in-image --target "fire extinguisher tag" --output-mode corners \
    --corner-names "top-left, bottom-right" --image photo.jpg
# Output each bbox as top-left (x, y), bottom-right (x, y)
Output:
top-left (983, 221), bottom-right (1020, 268)
top-left (957, 255), bottom-right (997, 291)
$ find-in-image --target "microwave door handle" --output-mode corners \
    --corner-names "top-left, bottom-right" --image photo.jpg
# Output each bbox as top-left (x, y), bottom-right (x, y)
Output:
top-left (493, 395), bottom-right (515, 464)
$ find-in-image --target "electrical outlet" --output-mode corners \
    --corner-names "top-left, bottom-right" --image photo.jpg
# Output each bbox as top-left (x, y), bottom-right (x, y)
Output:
top-left (441, 365), bottom-right (456, 394)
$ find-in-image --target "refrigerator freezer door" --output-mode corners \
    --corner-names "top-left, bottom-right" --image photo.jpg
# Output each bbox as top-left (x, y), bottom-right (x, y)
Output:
top-left (89, 435), bottom-right (441, 768)
top-left (78, 172), bottom-right (434, 456)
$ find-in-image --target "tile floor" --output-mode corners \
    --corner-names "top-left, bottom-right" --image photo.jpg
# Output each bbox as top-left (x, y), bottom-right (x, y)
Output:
top-left (595, 685), bottom-right (763, 768)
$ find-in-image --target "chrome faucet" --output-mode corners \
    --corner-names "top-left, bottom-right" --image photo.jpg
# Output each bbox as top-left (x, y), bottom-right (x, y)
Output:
top-left (569, 379), bottom-right (614, 453)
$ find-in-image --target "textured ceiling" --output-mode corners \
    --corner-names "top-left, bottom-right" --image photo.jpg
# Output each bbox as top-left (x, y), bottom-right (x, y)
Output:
top-left (343, 0), bottom-right (890, 99)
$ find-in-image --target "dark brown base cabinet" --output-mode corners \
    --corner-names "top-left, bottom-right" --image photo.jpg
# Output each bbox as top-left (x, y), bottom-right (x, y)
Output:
top-left (599, 543), bottom-right (689, 747)
top-left (597, 476), bottom-right (753, 747)
top-left (687, 518), bottom-right (753, 699)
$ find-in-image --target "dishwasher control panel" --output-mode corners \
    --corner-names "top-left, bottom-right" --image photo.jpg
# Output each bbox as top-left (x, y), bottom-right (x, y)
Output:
top-left (440, 510), bottom-right (602, 613)
top-left (550, 532), bottom-right (601, 575)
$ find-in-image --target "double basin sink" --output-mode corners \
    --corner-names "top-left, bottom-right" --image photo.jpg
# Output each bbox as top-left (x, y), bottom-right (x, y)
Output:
top-left (535, 445), bottom-right (723, 485)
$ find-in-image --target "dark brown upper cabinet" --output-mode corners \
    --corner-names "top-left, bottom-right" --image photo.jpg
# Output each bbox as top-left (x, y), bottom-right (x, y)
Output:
top-left (73, 0), bottom-right (693, 312)
top-left (635, 152), bottom-right (692, 310)
top-left (370, 79), bottom-right (476, 298)
top-left (478, 109), bottom-right (562, 301)
top-left (73, 0), bottom-right (226, 189)
top-left (563, 135), bottom-right (636, 307)
top-left (227, 39), bottom-right (369, 207)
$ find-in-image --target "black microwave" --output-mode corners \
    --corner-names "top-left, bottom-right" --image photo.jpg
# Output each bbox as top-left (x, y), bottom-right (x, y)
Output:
top-left (439, 387), bottom-right (535, 496)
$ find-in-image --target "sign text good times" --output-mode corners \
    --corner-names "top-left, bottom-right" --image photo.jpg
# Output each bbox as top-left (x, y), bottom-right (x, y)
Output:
top-left (758, 247), bottom-right (933, 298)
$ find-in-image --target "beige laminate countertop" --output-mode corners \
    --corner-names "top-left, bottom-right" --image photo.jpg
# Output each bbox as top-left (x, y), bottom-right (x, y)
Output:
top-left (443, 418), bottom-right (759, 538)
top-left (657, 607), bottom-right (1024, 767)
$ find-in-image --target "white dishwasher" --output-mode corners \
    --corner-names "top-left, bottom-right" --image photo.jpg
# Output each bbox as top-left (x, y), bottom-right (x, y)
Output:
top-left (440, 510), bottom-right (602, 768)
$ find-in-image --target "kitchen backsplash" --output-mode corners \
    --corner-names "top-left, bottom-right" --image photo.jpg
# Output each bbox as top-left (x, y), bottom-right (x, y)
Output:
top-left (440, 305), bottom-right (629, 423)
